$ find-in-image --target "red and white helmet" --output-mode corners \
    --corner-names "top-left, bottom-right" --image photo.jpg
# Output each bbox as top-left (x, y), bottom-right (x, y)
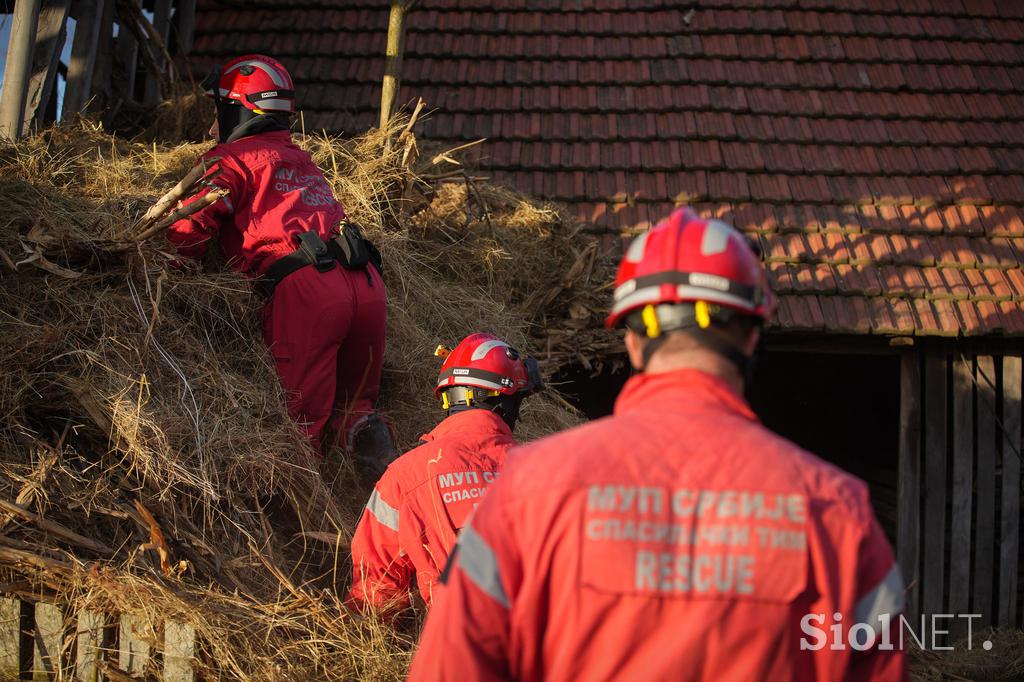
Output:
top-left (434, 333), bottom-right (542, 402)
top-left (203, 55), bottom-right (295, 113)
top-left (605, 207), bottom-right (775, 330)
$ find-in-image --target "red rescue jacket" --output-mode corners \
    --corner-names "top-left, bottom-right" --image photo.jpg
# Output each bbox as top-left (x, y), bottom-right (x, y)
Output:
top-left (348, 409), bottom-right (515, 609)
top-left (410, 369), bottom-right (907, 682)
top-left (167, 130), bottom-right (346, 276)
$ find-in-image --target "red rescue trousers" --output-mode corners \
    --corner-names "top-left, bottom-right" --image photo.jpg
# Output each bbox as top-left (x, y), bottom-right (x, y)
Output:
top-left (260, 263), bottom-right (387, 453)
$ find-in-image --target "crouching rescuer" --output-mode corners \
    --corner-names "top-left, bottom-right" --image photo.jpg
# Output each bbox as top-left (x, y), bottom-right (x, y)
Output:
top-left (166, 55), bottom-right (396, 471)
top-left (410, 208), bottom-right (907, 681)
top-left (347, 333), bottom-right (543, 611)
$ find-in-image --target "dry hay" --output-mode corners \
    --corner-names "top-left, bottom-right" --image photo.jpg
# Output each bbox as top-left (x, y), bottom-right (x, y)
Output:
top-left (909, 629), bottom-right (1024, 681)
top-left (0, 115), bottom-right (612, 679)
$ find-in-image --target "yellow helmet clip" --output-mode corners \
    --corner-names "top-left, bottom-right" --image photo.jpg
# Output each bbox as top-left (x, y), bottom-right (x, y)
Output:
top-left (434, 344), bottom-right (452, 360)
top-left (695, 300), bottom-right (712, 329)
top-left (641, 304), bottom-right (661, 339)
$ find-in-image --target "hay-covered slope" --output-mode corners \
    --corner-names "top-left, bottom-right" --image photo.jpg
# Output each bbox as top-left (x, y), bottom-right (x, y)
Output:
top-left (0, 119), bottom-right (611, 679)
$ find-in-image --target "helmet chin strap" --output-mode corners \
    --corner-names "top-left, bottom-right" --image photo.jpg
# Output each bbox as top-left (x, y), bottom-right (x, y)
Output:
top-left (442, 388), bottom-right (523, 430)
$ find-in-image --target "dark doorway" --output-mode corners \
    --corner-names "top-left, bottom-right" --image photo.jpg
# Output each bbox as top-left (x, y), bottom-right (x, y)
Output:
top-left (553, 348), bottom-right (901, 542)
top-left (749, 350), bottom-right (901, 543)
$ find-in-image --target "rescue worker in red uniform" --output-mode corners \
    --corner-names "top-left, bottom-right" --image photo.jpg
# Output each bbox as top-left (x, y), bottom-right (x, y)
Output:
top-left (167, 55), bottom-right (395, 470)
top-left (410, 208), bottom-right (907, 681)
top-left (347, 333), bottom-right (543, 610)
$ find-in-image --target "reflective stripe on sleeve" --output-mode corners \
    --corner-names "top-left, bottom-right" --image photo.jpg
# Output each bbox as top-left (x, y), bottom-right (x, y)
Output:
top-left (458, 524), bottom-right (510, 609)
top-left (855, 563), bottom-right (905, 625)
top-left (366, 489), bottom-right (399, 532)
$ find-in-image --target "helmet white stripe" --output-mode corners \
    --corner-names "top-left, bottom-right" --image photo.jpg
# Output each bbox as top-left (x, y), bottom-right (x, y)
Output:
top-left (611, 284), bottom-right (758, 317)
top-left (470, 339), bottom-right (509, 361)
top-left (701, 219), bottom-right (735, 256)
top-left (224, 59), bottom-right (286, 87)
top-left (252, 98), bottom-right (292, 111)
top-left (624, 230), bottom-right (650, 263)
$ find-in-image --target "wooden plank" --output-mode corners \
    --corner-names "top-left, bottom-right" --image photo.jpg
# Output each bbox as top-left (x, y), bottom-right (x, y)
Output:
top-left (949, 354), bottom-right (973, 625)
top-left (162, 621), bottom-right (195, 682)
top-left (974, 355), bottom-right (997, 625)
top-left (112, 1), bottom-right (140, 103)
top-left (999, 356), bottom-right (1022, 626)
top-left (91, 0), bottom-right (115, 108)
top-left (62, 0), bottom-right (106, 121)
top-left (0, 0), bottom-right (42, 140)
top-left (173, 0), bottom-right (196, 54)
top-left (32, 603), bottom-right (63, 681)
top-left (142, 0), bottom-right (172, 105)
top-left (922, 349), bottom-right (948, 617)
top-left (75, 609), bottom-right (104, 682)
top-left (897, 351), bottom-right (922, 620)
top-left (117, 614), bottom-right (149, 675)
top-left (25, 0), bottom-right (71, 131)
top-left (0, 597), bottom-right (21, 680)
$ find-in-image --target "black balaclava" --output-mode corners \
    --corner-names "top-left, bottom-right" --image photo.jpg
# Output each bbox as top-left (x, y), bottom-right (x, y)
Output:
top-left (216, 101), bottom-right (290, 144)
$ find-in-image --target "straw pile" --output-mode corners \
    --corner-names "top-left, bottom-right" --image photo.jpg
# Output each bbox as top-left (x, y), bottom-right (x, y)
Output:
top-left (0, 115), bottom-right (612, 679)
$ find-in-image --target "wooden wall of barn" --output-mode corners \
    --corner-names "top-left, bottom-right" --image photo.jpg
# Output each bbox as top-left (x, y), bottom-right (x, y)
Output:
top-left (898, 341), bottom-right (1023, 629)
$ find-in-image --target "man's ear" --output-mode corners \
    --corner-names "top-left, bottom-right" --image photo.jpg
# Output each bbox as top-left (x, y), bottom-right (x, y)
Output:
top-left (624, 329), bottom-right (646, 370)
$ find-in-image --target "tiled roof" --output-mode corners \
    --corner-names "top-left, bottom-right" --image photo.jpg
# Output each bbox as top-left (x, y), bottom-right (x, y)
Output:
top-left (193, 0), bottom-right (1024, 337)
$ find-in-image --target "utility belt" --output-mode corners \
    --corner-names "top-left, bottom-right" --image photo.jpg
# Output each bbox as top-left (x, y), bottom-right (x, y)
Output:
top-left (254, 224), bottom-right (383, 299)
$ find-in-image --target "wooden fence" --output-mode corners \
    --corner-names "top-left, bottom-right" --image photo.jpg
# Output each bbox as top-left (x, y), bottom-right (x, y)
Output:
top-left (0, 0), bottom-right (196, 141)
top-left (0, 596), bottom-right (194, 681)
top-left (898, 345), bottom-right (1022, 629)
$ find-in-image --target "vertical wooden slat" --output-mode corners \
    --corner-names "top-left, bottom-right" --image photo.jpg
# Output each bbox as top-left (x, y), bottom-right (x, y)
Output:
top-left (162, 621), bottom-right (195, 682)
top-left (0, 597), bottom-right (21, 680)
top-left (91, 0), bottom-right (115, 108)
top-left (75, 609), bottom-right (103, 682)
top-left (898, 351), bottom-right (922, 620)
top-left (32, 603), bottom-right (63, 681)
top-left (174, 0), bottom-right (196, 54)
top-left (25, 0), bottom-right (71, 131)
top-left (113, 1), bottom-right (140, 103)
top-left (949, 355), bottom-right (973, 624)
top-left (974, 355), bottom-right (997, 624)
top-left (922, 349), bottom-right (948, 617)
top-left (999, 356), bottom-right (1022, 626)
top-left (142, 0), bottom-right (173, 105)
top-left (62, 0), bottom-right (106, 121)
top-left (117, 614), bottom-right (149, 675)
top-left (0, 0), bottom-right (43, 140)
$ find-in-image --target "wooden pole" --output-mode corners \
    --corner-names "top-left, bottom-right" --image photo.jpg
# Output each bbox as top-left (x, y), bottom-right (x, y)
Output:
top-left (897, 350), bottom-right (922, 620)
top-left (112, 0), bottom-right (140, 103)
top-left (62, 0), bottom-right (106, 121)
top-left (174, 0), bottom-right (196, 54)
top-left (90, 0), bottom-right (115, 111)
top-left (999, 356), bottom-right (1022, 626)
top-left (25, 0), bottom-right (70, 131)
top-left (0, 0), bottom-right (43, 140)
top-left (143, 0), bottom-right (172, 105)
top-left (379, 0), bottom-right (410, 130)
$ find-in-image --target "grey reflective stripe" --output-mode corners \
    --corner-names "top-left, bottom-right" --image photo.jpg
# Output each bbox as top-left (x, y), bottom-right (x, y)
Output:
top-left (458, 524), bottom-right (510, 608)
top-left (701, 219), bottom-right (734, 256)
top-left (855, 564), bottom-right (905, 625)
top-left (366, 489), bottom-right (399, 532)
top-left (624, 230), bottom-right (650, 263)
top-left (471, 339), bottom-right (509, 361)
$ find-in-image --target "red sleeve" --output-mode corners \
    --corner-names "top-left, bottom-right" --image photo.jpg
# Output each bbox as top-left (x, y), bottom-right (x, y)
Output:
top-left (847, 513), bottom-right (908, 682)
top-left (347, 473), bottom-right (414, 611)
top-left (408, 481), bottom-right (520, 681)
top-left (165, 152), bottom-right (240, 261)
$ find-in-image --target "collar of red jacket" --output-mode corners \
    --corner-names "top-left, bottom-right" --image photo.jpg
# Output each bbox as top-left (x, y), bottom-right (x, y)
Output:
top-left (614, 368), bottom-right (758, 423)
top-left (420, 408), bottom-right (513, 443)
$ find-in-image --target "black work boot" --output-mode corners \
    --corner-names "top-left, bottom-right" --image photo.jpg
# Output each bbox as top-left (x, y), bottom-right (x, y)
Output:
top-left (350, 413), bottom-right (399, 482)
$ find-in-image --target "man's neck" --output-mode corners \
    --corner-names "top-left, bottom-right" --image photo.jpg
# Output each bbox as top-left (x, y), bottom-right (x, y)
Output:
top-left (644, 349), bottom-right (745, 395)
